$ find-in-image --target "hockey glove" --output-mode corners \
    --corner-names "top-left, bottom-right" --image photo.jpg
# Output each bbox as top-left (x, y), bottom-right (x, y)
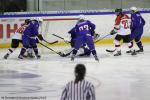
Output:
top-left (110, 29), bottom-right (117, 35)
top-left (36, 38), bottom-right (39, 43)
top-left (64, 38), bottom-right (70, 43)
top-left (93, 33), bottom-right (100, 40)
top-left (58, 52), bottom-right (70, 57)
top-left (38, 34), bottom-right (44, 41)
top-left (91, 30), bottom-right (95, 36)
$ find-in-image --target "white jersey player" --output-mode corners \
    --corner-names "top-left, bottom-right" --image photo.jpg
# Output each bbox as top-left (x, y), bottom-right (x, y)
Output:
top-left (3, 19), bottom-right (30, 59)
top-left (110, 8), bottom-right (136, 56)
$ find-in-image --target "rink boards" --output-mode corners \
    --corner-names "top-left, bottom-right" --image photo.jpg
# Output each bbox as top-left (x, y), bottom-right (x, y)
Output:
top-left (0, 10), bottom-right (150, 48)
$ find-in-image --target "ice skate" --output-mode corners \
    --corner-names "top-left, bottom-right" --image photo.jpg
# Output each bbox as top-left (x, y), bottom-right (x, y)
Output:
top-left (136, 48), bottom-right (144, 53)
top-left (28, 53), bottom-right (35, 58)
top-left (131, 50), bottom-right (137, 55)
top-left (94, 55), bottom-right (99, 62)
top-left (18, 55), bottom-right (24, 59)
top-left (36, 54), bottom-right (41, 59)
top-left (126, 50), bottom-right (132, 53)
top-left (114, 51), bottom-right (121, 56)
top-left (3, 53), bottom-right (9, 59)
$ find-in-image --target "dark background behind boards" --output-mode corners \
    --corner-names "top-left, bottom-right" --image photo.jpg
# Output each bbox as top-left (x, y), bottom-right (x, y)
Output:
top-left (0, 0), bottom-right (27, 13)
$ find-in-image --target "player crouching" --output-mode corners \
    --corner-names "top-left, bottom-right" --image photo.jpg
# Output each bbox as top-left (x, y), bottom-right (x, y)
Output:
top-left (58, 26), bottom-right (94, 57)
top-left (70, 15), bottom-right (99, 61)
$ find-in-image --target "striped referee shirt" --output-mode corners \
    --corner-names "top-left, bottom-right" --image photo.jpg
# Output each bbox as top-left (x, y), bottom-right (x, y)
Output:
top-left (61, 79), bottom-right (95, 100)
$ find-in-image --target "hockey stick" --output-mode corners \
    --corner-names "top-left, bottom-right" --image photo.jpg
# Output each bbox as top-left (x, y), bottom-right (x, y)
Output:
top-left (52, 34), bottom-right (71, 43)
top-left (43, 39), bottom-right (58, 45)
top-left (106, 49), bottom-right (116, 53)
top-left (39, 42), bottom-right (61, 56)
top-left (52, 34), bottom-right (65, 40)
top-left (94, 34), bottom-right (111, 43)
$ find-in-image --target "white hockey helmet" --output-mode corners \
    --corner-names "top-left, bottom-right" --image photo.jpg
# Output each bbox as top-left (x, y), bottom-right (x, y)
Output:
top-left (31, 17), bottom-right (43, 22)
top-left (37, 17), bottom-right (43, 22)
top-left (130, 6), bottom-right (138, 12)
top-left (78, 14), bottom-right (86, 20)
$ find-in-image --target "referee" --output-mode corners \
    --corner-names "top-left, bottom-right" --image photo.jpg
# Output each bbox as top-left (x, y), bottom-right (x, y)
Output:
top-left (61, 64), bottom-right (96, 100)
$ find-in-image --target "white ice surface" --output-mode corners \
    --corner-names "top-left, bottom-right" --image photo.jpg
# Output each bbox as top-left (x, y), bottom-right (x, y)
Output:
top-left (0, 43), bottom-right (150, 100)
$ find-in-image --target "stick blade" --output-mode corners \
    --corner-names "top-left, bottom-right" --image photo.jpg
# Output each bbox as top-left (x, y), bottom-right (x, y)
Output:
top-left (106, 49), bottom-right (116, 52)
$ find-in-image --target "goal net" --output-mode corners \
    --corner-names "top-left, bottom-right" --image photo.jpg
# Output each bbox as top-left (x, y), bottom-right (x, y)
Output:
top-left (39, 17), bottom-right (78, 54)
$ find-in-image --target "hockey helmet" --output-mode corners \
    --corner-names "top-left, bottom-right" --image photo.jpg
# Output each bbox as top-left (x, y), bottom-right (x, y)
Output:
top-left (115, 8), bottom-right (122, 15)
top-left (31, 17), bottom-right (43, 22)
top-left (130, 6), bottom-right (138, 13)
top-left (24, 19), bottom-right (31, 24)
top-left (78, 14), bottom-right (86, 21)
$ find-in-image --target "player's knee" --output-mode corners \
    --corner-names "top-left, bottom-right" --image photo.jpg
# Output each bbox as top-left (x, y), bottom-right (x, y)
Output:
top-left (114, 40), bottom-right (120, 45)
top-left (11, 43), bottom-right (19, 48)
top-left (30, 43), bottom-right (37, 48)
top-left (23, 45), bottom-right (29, 49)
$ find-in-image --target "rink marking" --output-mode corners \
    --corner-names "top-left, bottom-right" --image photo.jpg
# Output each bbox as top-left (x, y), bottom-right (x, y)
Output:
top-left (0, 67), bottom-right (101, 97)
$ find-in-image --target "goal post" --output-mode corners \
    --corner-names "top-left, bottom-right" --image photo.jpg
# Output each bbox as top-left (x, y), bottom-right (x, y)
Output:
top-left (41, 17), bottom-right (78, 44)
top-left (39, 17), bottom-right (78, 54)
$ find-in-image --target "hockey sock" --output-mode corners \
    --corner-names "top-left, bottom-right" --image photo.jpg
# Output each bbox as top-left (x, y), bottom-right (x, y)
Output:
top-left (136, 41), bottom-right (143, 49)
top-left (19, 48), bottom-right (26, 56)
top-left (91, 49), bottom-right (97, 55)
top-left (115, 45), bottom-right (121, 51)
top-left (114, 40), bottom-right (121, 51)
top-left (128, 42), bottom-right (133, 51)
top-left (7, 48), bottom-right (15, 55)
top-left (33, 48), bottom-right (39, 55)
top-left (72, 49), bottom-right (78, 55)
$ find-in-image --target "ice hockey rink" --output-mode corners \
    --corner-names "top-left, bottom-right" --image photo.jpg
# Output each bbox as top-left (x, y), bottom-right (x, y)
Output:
top-left (0, 43), bottom-right (150, 100)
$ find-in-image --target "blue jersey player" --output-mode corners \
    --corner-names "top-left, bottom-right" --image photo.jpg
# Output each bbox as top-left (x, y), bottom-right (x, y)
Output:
top-left (18, 18), bottom-right (43, 59)
top-left (59, 27), bottom-right (91, 57)
top-left (129, 7), bottom-right (145, 53)
top-left (71, 15), bottom-right (99, 61)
